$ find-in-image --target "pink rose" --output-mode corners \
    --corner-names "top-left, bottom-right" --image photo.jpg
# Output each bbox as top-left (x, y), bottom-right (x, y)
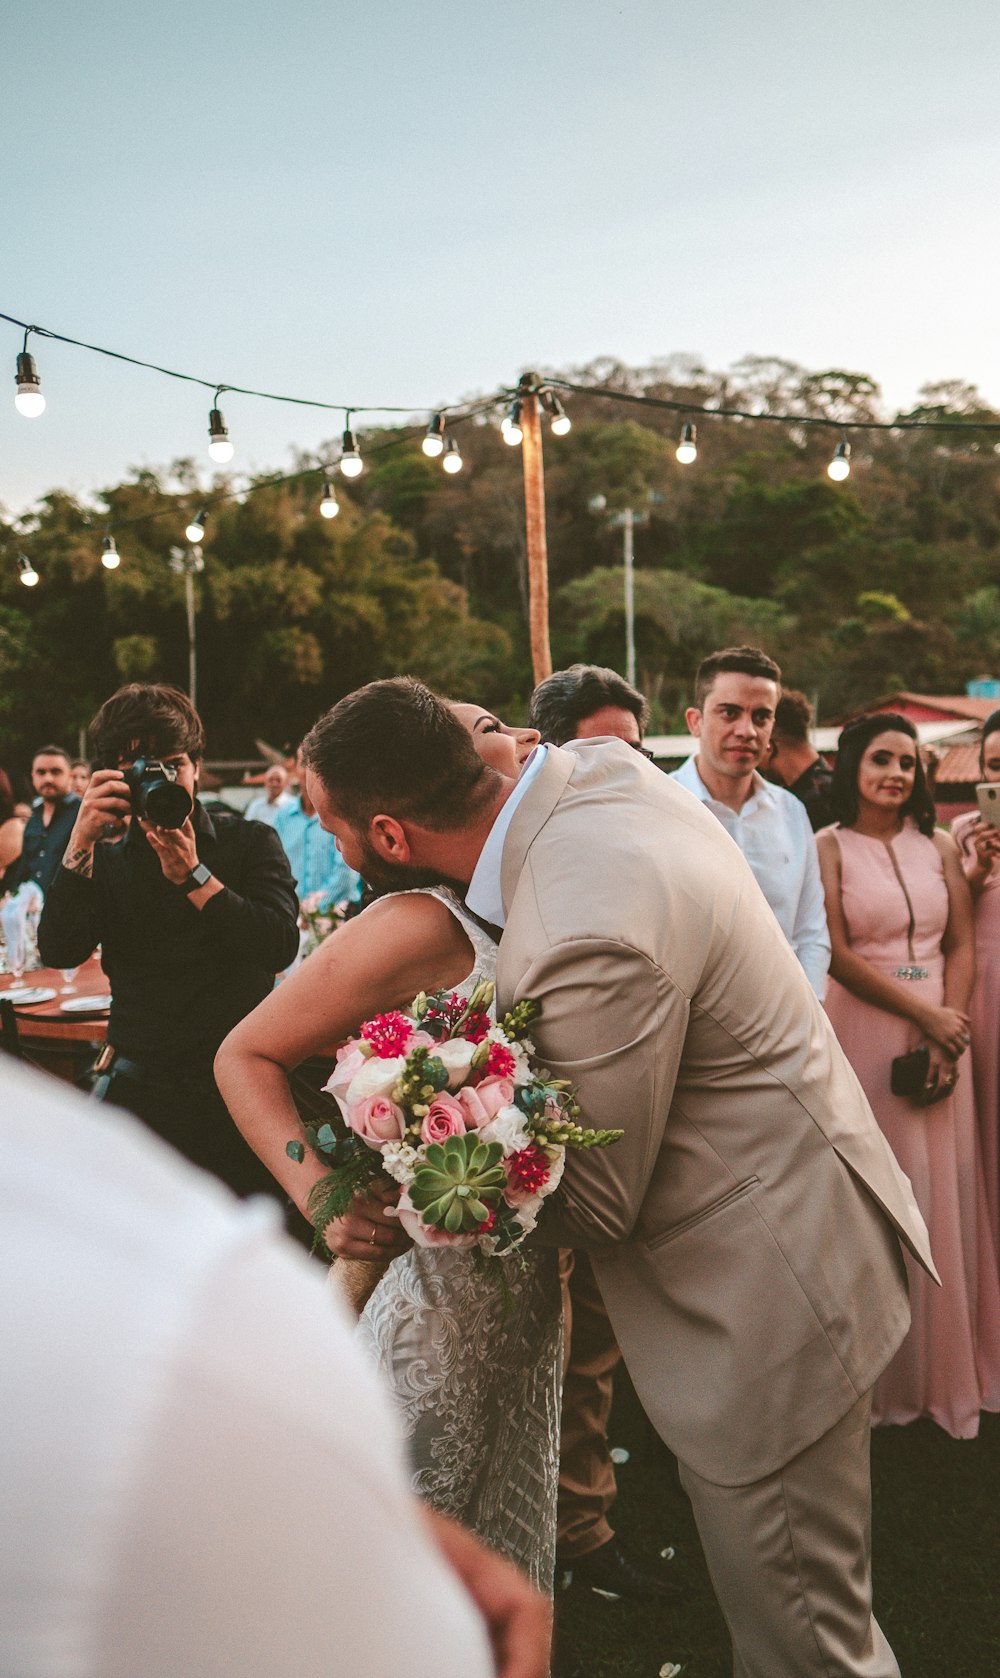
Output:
top-left (457, 1076), bottom-right (516, 1129)
top-left (420, 1091), bottom-right (467, 1145)
top-left (347, 1094), bottom-right (408, 1148)
top-left (396, 1191), bottom-right (480, 1249)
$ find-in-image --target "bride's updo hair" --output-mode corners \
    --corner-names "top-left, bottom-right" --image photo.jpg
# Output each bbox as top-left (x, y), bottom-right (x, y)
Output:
top-left (303, 677), bottom-right (497, 831)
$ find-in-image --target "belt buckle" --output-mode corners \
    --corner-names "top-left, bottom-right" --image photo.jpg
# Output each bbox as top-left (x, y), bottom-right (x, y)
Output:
top-left (93, 1043), bottom-right (116, 1074)
top-left (892, 965), bottom-right (929, 981)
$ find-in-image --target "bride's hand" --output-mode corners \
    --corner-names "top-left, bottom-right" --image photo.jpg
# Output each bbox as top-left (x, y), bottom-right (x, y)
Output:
top-left (325, 1178), bottom-right (410, 1260)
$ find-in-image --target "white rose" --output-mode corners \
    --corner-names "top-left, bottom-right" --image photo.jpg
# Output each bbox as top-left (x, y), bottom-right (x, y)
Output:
top-left (513, 1193), bottom-right (544, 1232)
top-left (479, 1105), bottom-right (532, 1155)
top-left (345, 1055), bottom-right (407, 1106)
top-left (430, 1037), bottom-right (478, 1088)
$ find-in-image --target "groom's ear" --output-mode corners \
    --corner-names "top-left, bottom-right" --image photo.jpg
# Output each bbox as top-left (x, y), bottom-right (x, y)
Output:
top-left (685, 705), bottom-right (703, 738)
top-left (368, 813), bottom-right (412, 862)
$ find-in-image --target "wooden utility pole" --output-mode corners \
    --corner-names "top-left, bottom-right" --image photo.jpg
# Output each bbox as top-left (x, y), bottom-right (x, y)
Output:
top-left (517, 372), bottom-right (552, 683)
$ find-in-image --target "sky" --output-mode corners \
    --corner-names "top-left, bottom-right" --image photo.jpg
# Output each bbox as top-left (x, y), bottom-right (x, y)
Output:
top-left (3, 0), bottom-right (1000, 515)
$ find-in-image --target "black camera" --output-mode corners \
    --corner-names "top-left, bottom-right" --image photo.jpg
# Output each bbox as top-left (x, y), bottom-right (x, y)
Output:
top-left (122, 757), bottom-right (194, 829)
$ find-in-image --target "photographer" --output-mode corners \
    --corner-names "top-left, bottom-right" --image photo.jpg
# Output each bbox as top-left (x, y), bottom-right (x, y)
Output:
top-left (38, 684), bottom-right (300, 1197)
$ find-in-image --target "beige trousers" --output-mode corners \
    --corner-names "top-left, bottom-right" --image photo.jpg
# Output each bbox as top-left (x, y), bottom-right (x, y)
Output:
top-left (679, 1391), bottom-right (900, 1678)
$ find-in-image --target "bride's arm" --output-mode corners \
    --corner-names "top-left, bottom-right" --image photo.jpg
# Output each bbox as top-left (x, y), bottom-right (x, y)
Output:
top-left (215, 893), bottom-right (475, 1237)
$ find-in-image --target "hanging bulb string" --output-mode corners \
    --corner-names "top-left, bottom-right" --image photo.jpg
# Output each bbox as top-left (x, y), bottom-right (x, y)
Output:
top-left (543, 376), bottom-right (1000, 435)
top-left (0, 308), bottom-right (451, 417)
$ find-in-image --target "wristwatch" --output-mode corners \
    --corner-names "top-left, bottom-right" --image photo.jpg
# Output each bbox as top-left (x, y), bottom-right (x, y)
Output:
top-left (176, 862), bottom-right (213, 895)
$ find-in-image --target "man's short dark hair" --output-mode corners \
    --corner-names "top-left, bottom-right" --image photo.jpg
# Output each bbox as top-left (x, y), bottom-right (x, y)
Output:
top-left (529, 664), bottom-right (649, 746)
top-left (89, 684), bottom-right (206, 768)
top-left (693, 646), bottom-right (781, 711)
top-left (772, 690), bottom-right (813, 744)
top-left (32, 745), bottom-right (72, 767)
top-left (302, 677), bottom-right (496, 831)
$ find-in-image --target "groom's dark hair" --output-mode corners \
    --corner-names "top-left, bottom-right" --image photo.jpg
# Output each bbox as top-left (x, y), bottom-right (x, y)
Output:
top-left (302, 677), bottom-right (498, 830)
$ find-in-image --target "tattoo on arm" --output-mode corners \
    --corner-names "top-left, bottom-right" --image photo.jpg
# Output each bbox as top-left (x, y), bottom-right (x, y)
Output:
top-left (62, 845), bottom-right (95, 879)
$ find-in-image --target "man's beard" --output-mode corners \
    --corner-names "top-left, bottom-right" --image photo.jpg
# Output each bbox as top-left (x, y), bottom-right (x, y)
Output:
top-left (354, 835), bottom-right (467, 898)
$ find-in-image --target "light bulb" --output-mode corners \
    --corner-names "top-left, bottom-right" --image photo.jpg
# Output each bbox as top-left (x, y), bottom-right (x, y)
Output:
top-left (501, 400), bottom-right (523, 446)
top-left (208, 405), bottom-right (234, 463)
top-left (319, 480), bottom-right (340, 518)
top-left (101, 535), bottom-right (121, 570)
top-left (185, 508), bottom-right (207, 543)
top-left (340, 427), bottom-right (363, 477)
top-left (422, 414), bottom-right (445, 457)
top-left (827, 440), bottom-right (851, 481)
top-left (676, 422), bottom-right (697, 465)
top-left (15, 351), bottom-right (45, 418)
top-left (442, 437), bottom-right (463, 474)
top-left (17, 553), bottom-right (39, 587)
top-left (550, 396), bottom-right (571, 436)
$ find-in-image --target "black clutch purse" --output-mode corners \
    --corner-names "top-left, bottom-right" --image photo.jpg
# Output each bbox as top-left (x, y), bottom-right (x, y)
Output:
top-left (890, 1045), bottom-right (951, 1107)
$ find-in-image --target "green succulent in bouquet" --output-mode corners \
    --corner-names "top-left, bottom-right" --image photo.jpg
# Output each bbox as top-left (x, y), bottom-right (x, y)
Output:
top-left (408, 1133), bottom-right (507, 1234)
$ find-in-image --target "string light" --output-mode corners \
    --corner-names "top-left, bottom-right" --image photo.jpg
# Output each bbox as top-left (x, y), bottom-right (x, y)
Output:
top-left (208, 393), bottom-right (234, 463)
top-left (827, 440), bottom-right (851, 481)
top-left (101, 535), bottom-right (121, 570)
top-left (422, 414), bottom-right (445, 457)
top-left (319, 479), bottom-right (340, 518)
top-left (340, 426), bottom-right (363, 477)
top-left (185, 507), bottom-right (207, 543)
top-left (17, 554), bottom-right (39, 587)
top-left (442, 437), bottom-right (463, 474)
top-left (501, 399), bottom-right (523, 446)
top-left (549, 395), bottom-right (571, 436)
top-left (676, 422), bottom-right (697, 464)
top-left (14, 347), bottom-right (45, 418)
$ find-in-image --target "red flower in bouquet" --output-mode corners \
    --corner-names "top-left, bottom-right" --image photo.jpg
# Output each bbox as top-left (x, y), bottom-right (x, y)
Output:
top-left (504, 1143), bottom-right (551, 1204)
top-left (481, 1041), bottom-right (517, 1081)
top-left (361, 1012), bottom-right (417, 1058)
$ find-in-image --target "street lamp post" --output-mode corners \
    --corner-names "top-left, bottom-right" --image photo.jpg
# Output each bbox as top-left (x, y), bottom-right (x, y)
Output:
top-left (169, 546), bottom-right (205, 707)
top-left (588, 497), bottom-right (647, 689)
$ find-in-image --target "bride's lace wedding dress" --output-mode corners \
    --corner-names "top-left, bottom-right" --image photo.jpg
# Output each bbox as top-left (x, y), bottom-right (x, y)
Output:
top-left (356, 890), bottom-right (563, 1591)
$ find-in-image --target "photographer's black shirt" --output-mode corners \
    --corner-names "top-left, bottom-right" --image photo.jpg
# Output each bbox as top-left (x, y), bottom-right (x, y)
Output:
top-left (38, 803), bottom-right (300, 1075)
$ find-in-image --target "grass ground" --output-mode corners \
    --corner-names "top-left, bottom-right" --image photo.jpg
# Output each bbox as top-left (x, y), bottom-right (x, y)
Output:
top-left (552, 1372), bottom-right (1000, 1678)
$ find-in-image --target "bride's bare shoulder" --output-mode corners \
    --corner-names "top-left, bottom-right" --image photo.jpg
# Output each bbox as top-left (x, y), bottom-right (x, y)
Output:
top-left (335, 889), bottom-right (473, 972)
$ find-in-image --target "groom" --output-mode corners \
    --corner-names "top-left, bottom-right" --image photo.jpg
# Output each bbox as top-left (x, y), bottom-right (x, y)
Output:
top-left (303, 678), bottom-right (935, 1678)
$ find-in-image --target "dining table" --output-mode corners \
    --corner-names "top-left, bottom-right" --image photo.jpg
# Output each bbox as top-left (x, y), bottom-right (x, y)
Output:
top-left (0, 954), bottom-right (110, 1081)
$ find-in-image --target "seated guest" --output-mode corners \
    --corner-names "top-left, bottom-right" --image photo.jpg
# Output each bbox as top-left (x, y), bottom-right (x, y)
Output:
top-left (245, 763), bottom-right (294, 826)
top-left (0, 1058), bottom-right (548, 1678)
top-left (0, 769), bottom-right (24, 895)
top-left (952, 707), bottom-right (1000, 1250)
top-left (766, 690), bottom-right (835, 831)
top-left (37, 683), bottom-right (300, 1198)
top-left (529, 664), bottom-right (674, 1605)
top-left (275, 747), bottom-right (362, 907)
top-left (670, 646), bottom-right (830, 998)
top-left (818, 712), bottom-right (1000, 1438)
top-left (7, 746), bottom-right (80, 898)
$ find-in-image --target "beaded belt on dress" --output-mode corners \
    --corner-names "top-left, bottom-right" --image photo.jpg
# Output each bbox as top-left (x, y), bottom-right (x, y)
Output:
top-left (892, 965), bottom-right (929, 980)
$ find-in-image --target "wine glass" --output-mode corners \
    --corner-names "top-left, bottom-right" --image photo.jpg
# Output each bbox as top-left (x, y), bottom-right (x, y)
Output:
top-left (60, 967), bottom-right (79, 994)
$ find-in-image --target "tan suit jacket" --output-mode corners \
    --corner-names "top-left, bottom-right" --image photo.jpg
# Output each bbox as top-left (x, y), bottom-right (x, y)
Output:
top-left (497, 742), bottom-right (936, 1487)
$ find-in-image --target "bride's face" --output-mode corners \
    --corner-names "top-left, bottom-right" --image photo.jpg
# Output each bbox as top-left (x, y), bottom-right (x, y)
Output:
top-left (450, 703), bottom-right (540, 778)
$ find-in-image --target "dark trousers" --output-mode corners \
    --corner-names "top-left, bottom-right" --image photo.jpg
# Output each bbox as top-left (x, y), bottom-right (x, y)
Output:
top-left (557, 1248), bottom-right (623, 1559)
top-left (99, 1064), bottom-right (280, 1202)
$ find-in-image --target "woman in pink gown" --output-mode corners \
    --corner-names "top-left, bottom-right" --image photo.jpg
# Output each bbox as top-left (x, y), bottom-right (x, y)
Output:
top-left (817, 712), bottom-right (1000, 1439)
top-left (952, 708), bottom-right (1000, 1254)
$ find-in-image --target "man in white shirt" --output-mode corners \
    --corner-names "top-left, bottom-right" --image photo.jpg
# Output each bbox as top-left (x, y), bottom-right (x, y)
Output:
top-left (0, 1058), bottom-right (550, 1678)
top-left (670, 645), bottom-right (830, 999)
top-left (244, 763), bottom-right (294, 826)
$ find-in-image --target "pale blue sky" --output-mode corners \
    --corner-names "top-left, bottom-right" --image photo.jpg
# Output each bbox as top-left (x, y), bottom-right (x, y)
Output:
top-left (3, 0), bottom-right (999, 512)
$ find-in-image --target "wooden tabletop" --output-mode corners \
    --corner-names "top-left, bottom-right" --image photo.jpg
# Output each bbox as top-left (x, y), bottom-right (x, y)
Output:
top-left (0, 956), bottom-right (110, 1042)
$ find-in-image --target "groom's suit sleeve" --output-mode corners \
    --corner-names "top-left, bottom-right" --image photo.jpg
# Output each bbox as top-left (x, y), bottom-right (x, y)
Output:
top-left (512, 938), bottom-right (688, 1247)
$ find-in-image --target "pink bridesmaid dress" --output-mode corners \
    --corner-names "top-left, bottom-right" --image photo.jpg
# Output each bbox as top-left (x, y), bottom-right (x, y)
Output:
top-left (952, 809), bottom-right (1000, 1252)
top-left (824, 820), bottom-right (1000, 1439)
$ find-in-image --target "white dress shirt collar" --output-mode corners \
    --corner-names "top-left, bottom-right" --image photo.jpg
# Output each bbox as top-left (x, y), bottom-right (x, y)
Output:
top-left (465, 745), bottom-right (548, 929)
top-left (672, 752), bottom-right (777, 815)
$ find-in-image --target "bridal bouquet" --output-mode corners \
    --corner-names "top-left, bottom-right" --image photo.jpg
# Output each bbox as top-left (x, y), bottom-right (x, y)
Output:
top-left (287, 981), bottom-right (622, 1258)
top-left (298, 891), bottom-right (352, 958)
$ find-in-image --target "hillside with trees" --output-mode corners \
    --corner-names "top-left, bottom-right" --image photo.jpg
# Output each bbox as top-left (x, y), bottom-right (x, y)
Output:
top-left (3, 353), bottom-right (999, 769)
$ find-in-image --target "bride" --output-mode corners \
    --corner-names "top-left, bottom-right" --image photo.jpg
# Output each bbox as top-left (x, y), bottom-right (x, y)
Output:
top-left (215, 704), bottom-right (562, 1591)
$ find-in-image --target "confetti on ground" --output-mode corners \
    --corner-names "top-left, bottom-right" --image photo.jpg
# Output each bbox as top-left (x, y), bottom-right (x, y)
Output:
top-left (659, 1545), bottom-right (676, 1561)
top-left (609, 1446), bottom-right (630, 1464)
top-left (658, 1662), bottom-right (683, 1677)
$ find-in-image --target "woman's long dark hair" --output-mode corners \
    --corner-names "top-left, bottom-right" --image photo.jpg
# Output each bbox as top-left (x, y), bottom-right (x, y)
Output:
top-left (980, 708), bottom-right (1000, 772)
top-left (830, 712), bottom-right (937, 837)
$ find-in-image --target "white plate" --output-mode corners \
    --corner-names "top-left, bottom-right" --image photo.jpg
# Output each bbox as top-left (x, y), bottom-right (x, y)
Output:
top-left (59, 994), bottom-right (111, 1014)
top-left (5, 987), bottom-right (57, 1006)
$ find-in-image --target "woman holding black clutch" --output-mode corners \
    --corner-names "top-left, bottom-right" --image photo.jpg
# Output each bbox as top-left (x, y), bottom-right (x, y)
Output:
top-left (817, 711), bottom-right (1000, 1438)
